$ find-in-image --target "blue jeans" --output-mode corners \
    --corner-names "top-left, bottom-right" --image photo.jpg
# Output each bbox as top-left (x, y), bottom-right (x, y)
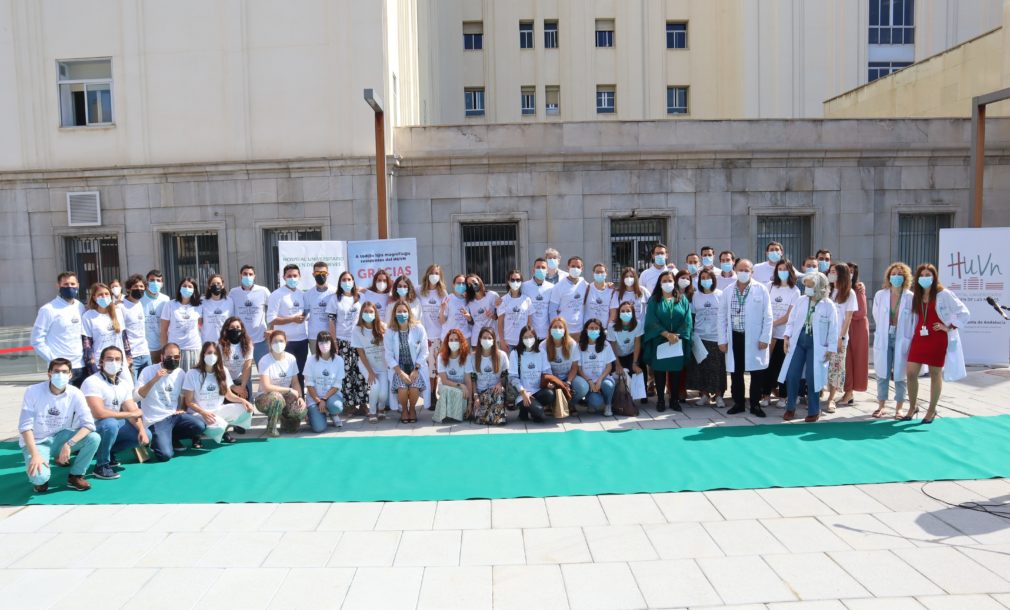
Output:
top-left (22, 429), bottom-right (101, 486)
top-left (148, 414), bottom-right (206, 462)
top-left (307, 394), bottom-right (344, 432)
top-left (876, 333), bottom-right (907, 402)
top-left (131, 354), bottom-right (152, 383)
top-left (569, 376), bottom-right (590, 403)
top-left (785, 330), bottom-right (820, 417)
top-left (585, 377), bottom-right (616, 412)
top-left (95, 417), bottom-right (143, 467)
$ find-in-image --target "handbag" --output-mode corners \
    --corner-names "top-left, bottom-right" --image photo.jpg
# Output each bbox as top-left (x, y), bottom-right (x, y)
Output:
top-left (628, 372), bottom-right (647, 401)
top-left (553, 389), bottom-right (570, 418)
top-left (611, 375), bottom-right (637, 416)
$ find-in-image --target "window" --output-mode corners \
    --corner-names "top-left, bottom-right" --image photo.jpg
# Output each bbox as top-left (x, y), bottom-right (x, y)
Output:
top-left (64, 235), bottom-right (120, 299)
top-left (666, 22), bottom-right (687, 49)
top-left (755, 216), bottom-right (811, 264)
top-left (264, 227), bottom-right (323, 289)
top-left (461, 223), bottom-right (519, 291)
top-left (869, 0), bottom-right (914, 44)
top-left (465, 87), bottom-right (485, 117)
top-left (545, 86), bottom-right (560, 115)
top-left (519, 21), bottom-right (534, 49)
top-left (521, 87), bottom-right (536, 116)
top-left (161, 231), bottom-right (220, 293)
top-left (899, 213), bottom-right (952, 267)
top-left (611, 218), bottom-right (667, 278)
top-left (595, 19), bottom-right (614, 47)
top-left (666, 86), bottom-right (688, 114)
top-left (868, 61), bottom-right (911, 82)
top-left (58, 59), bottom-right (113, 127)
top-left (463, 22), bottom-right (483, 50)
top-left (596, 86), bottom-right (616, 114)
top-left (544, 20), bottom-right (558, 48)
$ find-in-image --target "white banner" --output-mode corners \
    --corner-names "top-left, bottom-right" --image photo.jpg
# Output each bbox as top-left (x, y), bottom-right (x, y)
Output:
top-left (277, 241), bottom-right (348, 290)
top-left (347, 238), bottom-right (419, 289)
top-left (938, 228), bottom-right (1010, 366)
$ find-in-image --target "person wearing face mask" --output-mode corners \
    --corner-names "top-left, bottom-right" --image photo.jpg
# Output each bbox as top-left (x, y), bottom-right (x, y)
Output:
top-left (385, 302), bottom-right (429, 423)
top-left (904, 263), bottom-right (969, 423)
top-left (824, 263), bottom-right (858, 412)
top-left (200, 274), bottom-right (234, 346)
top-left (19, 358), bottom-right (100, 492)
top-left (523, 258), bottom-right (556, 341)
top-left (183, 342), bottom-right (253, 444)
top-left (640, 243), bottom-right (678, 294)
top-left (799, 256), bottom-right (819, 279)
top-left (687, 268), bottom-right (726, 406)
top-left (159, 278), bottom-right (203, 371)
top-left (841, 262), bottom-right (869, 406)
top-left (82, 346), bottom-right (146, 480)
top-left (470, 327), bottom-right (510, 425)
top-left (255, 330), bottom-right (307, 436)
top-left (228, 265), bottom-right (272, 369)
top-left (121, 275), bottom-right (153, 381)
top-left (435, 329), bottom-right (472, 423)
top-left (608, 302), bottom-right (644, 390)
top-left (302, 331), bottom-right (345, 432)
top-left (763, 260), bottom-right (801, 408)
top-left (463, 274), bottom-right (500, 347)
top-left (509, 325), bottom-right (555, 422)
top-left (219, 316), bottom-right (254, 400)
top-left (136, 343), bottom-right (206, 460)
top-left (32, 271), bottom-right (87, 387)
top-left (267, 264), bottom-right (310, 387)
top-left (815, 249), bottom-right (832, 274)
top-left (420, 265), bottom-right (449, 411)
top-left (716, 250), bottom-right (738, 291)
top-left (673, 270), bottom-right (696, 407)
top-left (549, 256), bottom-right (589, 339)
top-left (611, 267), bottom-right (649, 323)
top-left (753, 241), bottom-right (786, 285)
top-left (578, 319), bottom-right (617, 416)
top-left (304, 262), bottom-right (336, 355)
top-left (541, 317), bottom-right (589, 407)
top-left (353, 301), bottom-right (389, 422)
top-left (441, 274), bottom-right (473, 342)
top-left (391, 275), bottom-right (422, 322)
top-left (544, 247), bottom-right (569, 285)
top-left (327, 271), bottom-right (368, 416)
top-left (141, 270), bottom-right (170, 365)
top-left (684, 253), bottom-right (702, 287)
top-left (584, 263), bottom-right (615, 327)
top-left (699, 246), bottom-right (716, 272)
top-left (643, 271), bottom-right (693, 412)
top-left (498, 270), bottom-right (533, 352)
top-left (779, 272), bottom-right (839, 422)
top-left (82, 282), bottom-right (131, 376)
top-left (717, 259), bottom-right (773, 417)
top-left (109, 279), bottom-right (124, 305)
top-left (871, 263), bottom-right (914, 419)
top-left (360, 269), bottom-right (393, 324)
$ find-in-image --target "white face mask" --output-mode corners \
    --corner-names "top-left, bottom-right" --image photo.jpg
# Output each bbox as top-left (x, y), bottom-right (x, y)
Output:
top-left (447, 340), bottom-right (460, 352)
top-left (661, 282), bottom-right (675, 293)
top-left (375, 281), bottom-right (388, 292)
top-left (272, 341), bottom-right (286, 353)
top-left (509, 281), bottom-right (522, 291)
top-left (480, 338), bottom-right (495, 351)
top-left (677, 278), bottom-right (691, 289)
top-left (804, 286), bottom-right (816, 297)
top-left (428, 274), bottom-right (440, 286)
top-left (623, 276), bottom-right (635, 287)
top-left (737, 271), bottom-right (751, 284)
top-left (568, 267), bottom-right (582, 278)
top-left (102, 360), bottom-right (121, 376)
top-left (111, 286), bottom-right (122, 297)
top-left (318, 342), bottom-right (331, 355)
top-left (522, 337), bottom-right (536, 349)
top-left (827, 273), bottom-right (838, 283)
top-left (203, 353), bottom-right (218, 367)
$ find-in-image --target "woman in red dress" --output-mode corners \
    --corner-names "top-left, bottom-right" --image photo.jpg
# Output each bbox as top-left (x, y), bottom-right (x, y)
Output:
top-left (841, 263), bottom-right (869, 403)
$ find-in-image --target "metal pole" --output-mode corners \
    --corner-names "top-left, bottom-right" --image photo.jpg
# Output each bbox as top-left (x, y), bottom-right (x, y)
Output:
top-left (375, 110), bottom-right (388, 239)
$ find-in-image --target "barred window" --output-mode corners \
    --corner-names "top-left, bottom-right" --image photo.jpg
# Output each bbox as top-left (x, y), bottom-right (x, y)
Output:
top-left (611, 218), bottom-right (667, 280)
top-left (65, 235), bottom-right (120, 300)
top-left (264, 227), bottom-right (323, 289)
top-left (461, 222), bottom-right (519, 291)
top-left (755, 217), bottom-right (810, 264)
top-left (898, 213), bottom-right (951, 268)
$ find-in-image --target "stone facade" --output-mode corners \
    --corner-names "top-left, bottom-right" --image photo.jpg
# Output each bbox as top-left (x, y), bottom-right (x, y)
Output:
top-left (1, 118), bottom-right (1009, 325)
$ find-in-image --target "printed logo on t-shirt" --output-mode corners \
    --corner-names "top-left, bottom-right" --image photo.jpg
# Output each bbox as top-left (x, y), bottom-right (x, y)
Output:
top-left (214, 308), bottom-right (223, 315)
top-left (704, 303), bottom-right (712, 308)
top-left (293, 302), bottom-right (302, 309)
top-left (206, 383), bottom-right (217, 393)
top-left (164, 384), bottom-right (173, 393)
top-left (244, 300), bottom-right (252, 307)
top-left (428, 299), bottom-right (437, 305)
top-left (322, 369), bottom-right (330, 377)
top-left (595, 298), bottom-right (603, 304)
top-left (180, 310), bottom-right (190, 320)
top-left (47, 405), bottom-right (61, 417)
top-left (278, 370), bottom-right (287, 378)
top-left (478, 308), bottom-right (485, 314)
top-left (106, 322), bottom-right (114, 332)
top-left (483, 366), bottom-right (491, 373)
top-left (536, 295), bottom-right (543, 301)
top-left (589, 354), bottom-right (597, 360)
top-left (71, 317), bottom-right (80, 324)
top-left (526, 362), bottom-right (536, 369)
top-left (150, 308), bottom-right (157, 315)
top-left (511, 306), bottom-right (520, 313)
top-left (775, 297), bottom-right (783, 303)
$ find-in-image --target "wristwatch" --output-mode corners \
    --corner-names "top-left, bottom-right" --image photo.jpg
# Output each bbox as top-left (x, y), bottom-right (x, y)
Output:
top-left (66, 439), bottom-right (76, 448)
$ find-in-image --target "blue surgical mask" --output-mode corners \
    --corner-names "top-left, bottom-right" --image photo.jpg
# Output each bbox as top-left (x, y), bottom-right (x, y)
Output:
top-left (241, 276), bottom-right (254, 287)
top-left (340, 281), bottom-right (354, 292)
top-left (547, 258), bottom-right (559, 270)
top-left (700, 279), bottom-right (713, 290)
top-left (777, 270), bottom-right (790, 282)
top-left (917, 276), bottom-right (934, 289)
top-left (361, 312), bottom-right (375, 323)
top-left (147, 281), bottom-right (162, 293)
top-left (59, 286), bottom-right (79, 301)
top-left (454, 283), bottom-right (466, 295)
top-left (285, 277), bottom-right (300, 289)
top-left (687, 264), bottom-right (698, 274)
top-left (889, 275), bottom-right (904, 288)
top-left (179, 286), bottom-right (194, 298)
top-left (654, 255), bottom-right (666, 266)
top-left (619, 311), bottom-right (633, 323)
top-left (395, 312), bottom-right (409, 324)
top-left (96, 296), bottom-right (112, 308)
top-left (550, 328), bottom-right (565, 341)
top-left (50, 372), bottom-right (71, 390)
top-left (534, 268), bottom-right (546, 281)
top-left (768, 251), bottom-right (782, 263)
top-left (720, 262), bottom-right (733, 273)
top-left (593, 273), bottom-right (606, 283)
top-left (818, 260), bottom-right (830, 273)
top-left (701, 256), bottom-right (714, 267)
top-left (586, 329), bottom-right (601, 341)
top-left (396, 287), bottom-right (408, 298)
top-left (805, 266), bottom-right (817, 274)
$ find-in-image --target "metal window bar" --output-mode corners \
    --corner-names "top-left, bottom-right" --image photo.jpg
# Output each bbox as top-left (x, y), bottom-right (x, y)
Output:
top-left (610, 218), bottom-right (667, 280)
top-left (265, 227), bottom-right (323, 289)
top-left (755, 217), bottom-right (811, 264)
top-left (64, 235), bottom-right (121, 300)
top-left (898, 214), bottom-right (951, 268)
top-left (461, 223), bottom-right (519, 291)
top-left (161, 231), bottom-right (221, 294)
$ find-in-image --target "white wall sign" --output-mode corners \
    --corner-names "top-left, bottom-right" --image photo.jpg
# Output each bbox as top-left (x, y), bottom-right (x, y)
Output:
top-left (347, 238), bottom-right (419, 288)
top-left (277, 241), bottom-right (348, 290)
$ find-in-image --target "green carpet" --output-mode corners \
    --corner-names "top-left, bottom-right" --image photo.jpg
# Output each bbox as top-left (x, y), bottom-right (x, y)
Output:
top-left (3, 415), bottom-right (1010, 506)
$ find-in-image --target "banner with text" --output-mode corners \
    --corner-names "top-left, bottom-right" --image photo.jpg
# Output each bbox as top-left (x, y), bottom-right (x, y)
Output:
top-left (277, 241), bottom-right (348, 290)
top-left (938, 228), bottom-right (1009, 366)
top-left (347, 238), bottom-right (419, 288)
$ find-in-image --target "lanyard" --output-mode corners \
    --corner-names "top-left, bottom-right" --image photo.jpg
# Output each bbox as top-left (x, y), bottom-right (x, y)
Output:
top-left (735, 284), bottom-right (750, 310)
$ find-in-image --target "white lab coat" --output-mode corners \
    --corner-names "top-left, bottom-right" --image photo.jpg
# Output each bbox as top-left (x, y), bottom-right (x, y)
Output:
top-left (718, 280), bottom-right (773, 372)
top-left (910, 289), bottom-right (970, 382)
top-left (777, 297), bottom-right (839, 392)
top-left (383, 324), bottom-right (431, 388)
top-left (871, 289), bottom-right (913, 381)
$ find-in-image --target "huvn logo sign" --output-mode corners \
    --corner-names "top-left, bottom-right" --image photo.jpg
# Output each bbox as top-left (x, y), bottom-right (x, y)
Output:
top-left (946, 251), bottom-right (1004, 292)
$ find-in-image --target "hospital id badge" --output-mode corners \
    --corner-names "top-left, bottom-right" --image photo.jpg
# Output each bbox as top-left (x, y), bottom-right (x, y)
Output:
top-left (919, 326), bottom-right (928, 337)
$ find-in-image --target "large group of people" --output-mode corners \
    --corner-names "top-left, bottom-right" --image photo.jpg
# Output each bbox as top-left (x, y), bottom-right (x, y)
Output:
top-left (21, 242), bottom-right (970, 492)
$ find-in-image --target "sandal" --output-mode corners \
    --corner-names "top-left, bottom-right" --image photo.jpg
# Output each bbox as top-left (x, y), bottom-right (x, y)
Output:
top-left (368, 415), bottom-right (378, 423)
top-left (871, 407), bottom-right (885, 418)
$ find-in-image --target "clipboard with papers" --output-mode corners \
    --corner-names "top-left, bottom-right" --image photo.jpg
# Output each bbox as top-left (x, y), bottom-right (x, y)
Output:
top-left (656, 340), bottom-right (684, 360)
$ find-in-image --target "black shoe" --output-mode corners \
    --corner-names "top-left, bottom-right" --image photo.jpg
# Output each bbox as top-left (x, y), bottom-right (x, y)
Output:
top-left (108, 454), bottom-right (121, 468)
top-left (671, 401), bottom-right (683, 412)
top-left (750, 406), bottom-right (767, 418)
top-left (639, 398), bottom-right (648, 404)
top-left (518, 408), bottom-right (530, 421)
top-left (427, 405), bottom-right (435, 411)
top-left (172, 439), bottom-right (187, 452)
top-left (232, 426), bottom-right (247, 435)
top-left (33, 483), bottom-right (48, 493)
top-left (221, 432), bottom-right (236, 444)
top-left (656, 400), bottom-right (666, 412)
top-left (727, 405), bottom-right (745, 415)
top-left (93, 464), bottom-right (120, 480)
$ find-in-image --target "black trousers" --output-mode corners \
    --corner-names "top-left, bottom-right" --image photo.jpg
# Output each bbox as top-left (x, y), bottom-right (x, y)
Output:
top-left (731, 331), bottom-right (764, 409)
top-left (765, 339), bottom-right (787, 397)
top-left (654, 370), bottom-right (680, 406)
top-left (520, 388), bottom-right (556, 422)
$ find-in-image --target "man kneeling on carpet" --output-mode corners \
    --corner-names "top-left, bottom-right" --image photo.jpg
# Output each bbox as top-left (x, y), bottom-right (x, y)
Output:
top-left (19, 358), bottom-right (101, 492)
top-left (182, 341), bottom-right (254, 444)
top-left (136, 342), bottom-right (206, 461)
top-left (82, 346), bottom-right (147, 480)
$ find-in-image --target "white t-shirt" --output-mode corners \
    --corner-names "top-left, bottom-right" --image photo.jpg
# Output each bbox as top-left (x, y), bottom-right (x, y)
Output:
top-left (223, 342), bottom-right (252, 383)
top-left (607, 322), bottom-right (644, 358)
top-left (441, 294), bottom-right (471, 340)
top-left (716, 273), bottom-right (737, 291)
top-left (639, 265), bottom-right (677, 295)
top-left (752, 261), bottom-right (777, 285)
top-left (497, 293), bottom-right (532, 345)
top-left (521, 279), bottom-right (554, 339)
top-left (579, 343), bottom-right (616, 381)
top-left (228, 285), bottom-right (270, 344)
top-left (326, 295), bottom-right (362, 342)
top-left (183, 367), bottom-right (234, 412)
top-left (509, 349), bottom-right (551, 395)
top-left (31, 297), bottom-right (86, 367)
top-left (267, 287), bottom-right (308, 342)
top-left (137, 365), bottom-right (185, 425)
top-left (583, 284), bottom-right (614, 328)
top-left (611, 288), bottom-right (649, 324)
top-left (466, 292), bottom-right (500, 345)
top-left (540, 338), bottom-right (580, 380)
top-left (160, 301), bottom-right (202, 351)
top-left (769, 285), bottom-right (801, 340)
top-left (831, 289), bottom-right (859, 340)
top-left (303, 354), bottom-right (345, 405)
top-left (305, 285), bottom-right (337, 340)
top-left (351, 325), bottom-right (386, 379)
top-left (469, 350), bottom-right (509, 392)
top-left (256, 352), bottom-right (299, 394)
top-left (199, 297), bottom-right (234, 345)
top-left (691, 290), bottom-right (722, 342)
top-left (437, 353), bottom-right (470, 385)
top-left (140, 292), bottom-right (170, 351)
top-left (120, 299), bottom-right (150, 357)
top-left (82, 372), bottom-right (135, 414)
top-left (82, 309), bottom-right (126, 357)
top-left (419, 290), bottom-right (448, 342)
top-left (18, 383), bottom-right (94, 447)
top-left (549, 279), bottom-right (588, 331)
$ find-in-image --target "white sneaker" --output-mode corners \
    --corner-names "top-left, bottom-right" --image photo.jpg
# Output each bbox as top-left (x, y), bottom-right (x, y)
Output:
top-left (331, 415), bottom-right (343, 428)
top-left (715, 396), bottom-right (725, 408)
top-left (694, 397), bottom-right (709, 406)
top-left (604, 406), bottom-right (613, 417)
top-left (759, 398), bottom-right (770, 407)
